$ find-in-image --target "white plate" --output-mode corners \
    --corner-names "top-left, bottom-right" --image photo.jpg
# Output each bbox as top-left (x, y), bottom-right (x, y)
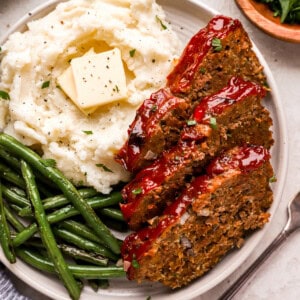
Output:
top-left (0, 0), bottom-right (288, 299)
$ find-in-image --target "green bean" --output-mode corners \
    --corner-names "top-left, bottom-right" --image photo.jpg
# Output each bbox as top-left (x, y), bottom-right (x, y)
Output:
top-left (2, 184), bottom-right (30, 208)
top-left (0, 161), bottom-right (25, 188)
top-left (59, 220), bottom-right (102, 244)
top-left (71, 265), bottom-right (125, 280)
top-left (43, 187), bottom-right (98, 207)
top-left (24, 238), bottom-right (46, 249)
top-left (4, 203), bottom-right (25, 233)
top-left (13, 192), bottom-right (122, 247)
top-left (0, 182), bottom-right (16, 263)
top-left (42, 187), bottom-right (98, 209)
top-left (19, 187), bottom-right (99, 217)
top-left (20, 160), bottom-right (81, 300)
top-left (18, 207), bottom-right (35, 217)
top-left (0, 133), bottom-right (120, 254)
top-left (0, 146), bottom-right (21, 170)
top-left (59, 244), bottom-right (108, 266)
top-left (0, 149), bottom-right (55, 197)
top-left (35, 171), bottom-right (60, 191)
top-left (9, 186), bottom-right (26, 197)
top-left (53, 227), bottom-right (118, 261)
top-left (10, 234), bottom-right (45, 250)
top-left (9, 204), bottom-right (24, 214)
top-left (100, 208), bottom-right (125, 222)
top-left (36, 182), bottom-right (54, 198)
top-left (15, 247), bottom-right (126, 279)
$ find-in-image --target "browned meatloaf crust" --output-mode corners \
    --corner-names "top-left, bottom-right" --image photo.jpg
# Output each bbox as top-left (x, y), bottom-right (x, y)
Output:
top-left (115, 89), bottom-right (190, 172)
top-left (120, 77), bottom-right (273, 230)
top-left (116, 15), bottom-right (267, 173)
top-left (121, 145), bottom-right (274, 289)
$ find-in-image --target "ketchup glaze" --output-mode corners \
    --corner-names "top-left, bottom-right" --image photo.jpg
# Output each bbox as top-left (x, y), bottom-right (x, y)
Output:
top-left (121, 76), bottom-right (266, 221)
top-left (120, 142), bottom-right (198, 220)
top-left (181, 76), bottom-right (266, 140)
top-left (121, 145), bottom-right (270, 278)
top-left (116, 88), bottom-right (186, 173)
top-left (167, 16), bottom-right (241, 94)
top-left (192, 76), bottom-right (266, 123)
top-left (116, 16), bottom-right (243, 173)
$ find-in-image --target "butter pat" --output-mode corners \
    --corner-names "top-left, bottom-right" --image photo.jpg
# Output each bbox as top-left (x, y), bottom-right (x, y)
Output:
top-left (58, 48), bottom-right (127, 114)
top-left (72, 48), bottom-right (127, 108)
top-left (57, 65), bottom-right (97, 115)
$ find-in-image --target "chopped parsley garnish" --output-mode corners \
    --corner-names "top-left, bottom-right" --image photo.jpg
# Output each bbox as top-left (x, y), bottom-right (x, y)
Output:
top-left (186, 119), bottom-right (197, 126)
top-left (83, 130), bottom-right (93, 135)
top-left (115, 85), bottom-right (119, 93)
top-left (132, 255), bottom-right (140, 268)
top-left (129, 49), bottom-right (136, 57)
top-left (132, 187), bottom-right (143, 195)
top-left (212, 38), bottom-right (222, 52)
top-left (0, 90), bottom-right (10, 100)
top-left (96, 163), bottom-right (113, 173)
top-left (263, 81), bottom-right (271, 91)
top-left (156, 15), bottom-right (167, 30)
top-left (41, 81), bottom-right (50, 89)
top-left (209, 117), bottom-right (218, 129)
top-left (150, 105), bottom-right (157, 112)
top-left (269, 175), bottom-right (277, 183)
top-left (0, 46), bottom-right (2, 52)
top-left (200, 67), bottom-right (206, 74)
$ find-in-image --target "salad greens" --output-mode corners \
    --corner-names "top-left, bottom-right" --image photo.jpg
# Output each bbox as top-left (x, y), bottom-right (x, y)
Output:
top-left (257, 0), bottom-right (300, 23)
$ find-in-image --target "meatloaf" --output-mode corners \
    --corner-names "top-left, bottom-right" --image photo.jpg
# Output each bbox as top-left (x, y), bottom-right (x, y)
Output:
top-left (115, 89), bottom-right (190, 172)
top-left (121, 145), bottom-right (274, 288)
top-left (116, 15), bottom-right (267, 173)
top-left (120, 77), bottom-right (273, 230)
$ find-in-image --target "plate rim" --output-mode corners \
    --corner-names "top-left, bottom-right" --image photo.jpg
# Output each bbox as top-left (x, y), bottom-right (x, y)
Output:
top-left (0, 0), bottom-right (289, 299)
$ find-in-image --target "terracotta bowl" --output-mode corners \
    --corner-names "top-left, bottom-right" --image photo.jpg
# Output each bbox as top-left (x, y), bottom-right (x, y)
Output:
top-left (236, 0), bottom-right (300, 43)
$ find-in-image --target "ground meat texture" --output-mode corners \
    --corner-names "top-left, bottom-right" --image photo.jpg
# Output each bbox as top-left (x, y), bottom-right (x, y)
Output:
top-left (121, 146), bottom-right (273, 289)
top-left (116, 15), bottom-right (266, 173)
top-left (167, 15), bottom-right (266, 100)
top-left (115, 89), bottom-right (190, 173)
top-left (120, 142), bottom-right (203, 229)
top-left (120, 78), bottom-right (273, 230)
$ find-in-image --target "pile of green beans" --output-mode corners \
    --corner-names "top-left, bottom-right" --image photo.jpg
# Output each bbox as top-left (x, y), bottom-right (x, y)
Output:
top-left (0, 133), bottom-right (127, 300)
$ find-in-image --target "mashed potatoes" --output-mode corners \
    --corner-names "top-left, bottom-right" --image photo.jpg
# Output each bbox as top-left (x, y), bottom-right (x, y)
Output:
top-left (0, 0), bottom-right (181, 193)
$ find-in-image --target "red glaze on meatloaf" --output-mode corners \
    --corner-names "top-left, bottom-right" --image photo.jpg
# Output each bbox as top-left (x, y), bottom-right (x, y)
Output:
top-left (115, 89), bottom-right (190, 173)
top-left (120, 77), bottom-right (273, 230)
top-left (167, 15), bottom-right (265, 98)
top-left (116, 15), bottom-right (266, 173)
top-left (121, 145), bottom-right (274, 288)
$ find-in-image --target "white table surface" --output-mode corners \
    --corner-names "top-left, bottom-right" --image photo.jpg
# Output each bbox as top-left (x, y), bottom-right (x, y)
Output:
top-left (0, 0), bottom-right (300, 299)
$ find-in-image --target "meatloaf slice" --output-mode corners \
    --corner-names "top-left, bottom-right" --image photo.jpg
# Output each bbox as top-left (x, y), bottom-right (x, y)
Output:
top-left (121, 145), bottom-right (274, 289)
top-left (120, 77), bottom-right (273, 230)
top-left (116, 15), bottom-right (266, 173)
top-left (167, 15), bottom-right (266, 98)
top-left (115, 89), bottom-right (190, 172)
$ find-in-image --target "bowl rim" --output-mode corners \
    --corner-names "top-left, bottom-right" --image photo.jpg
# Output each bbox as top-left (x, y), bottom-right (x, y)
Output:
top-left (235, 0), bottom-right (300, 43)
